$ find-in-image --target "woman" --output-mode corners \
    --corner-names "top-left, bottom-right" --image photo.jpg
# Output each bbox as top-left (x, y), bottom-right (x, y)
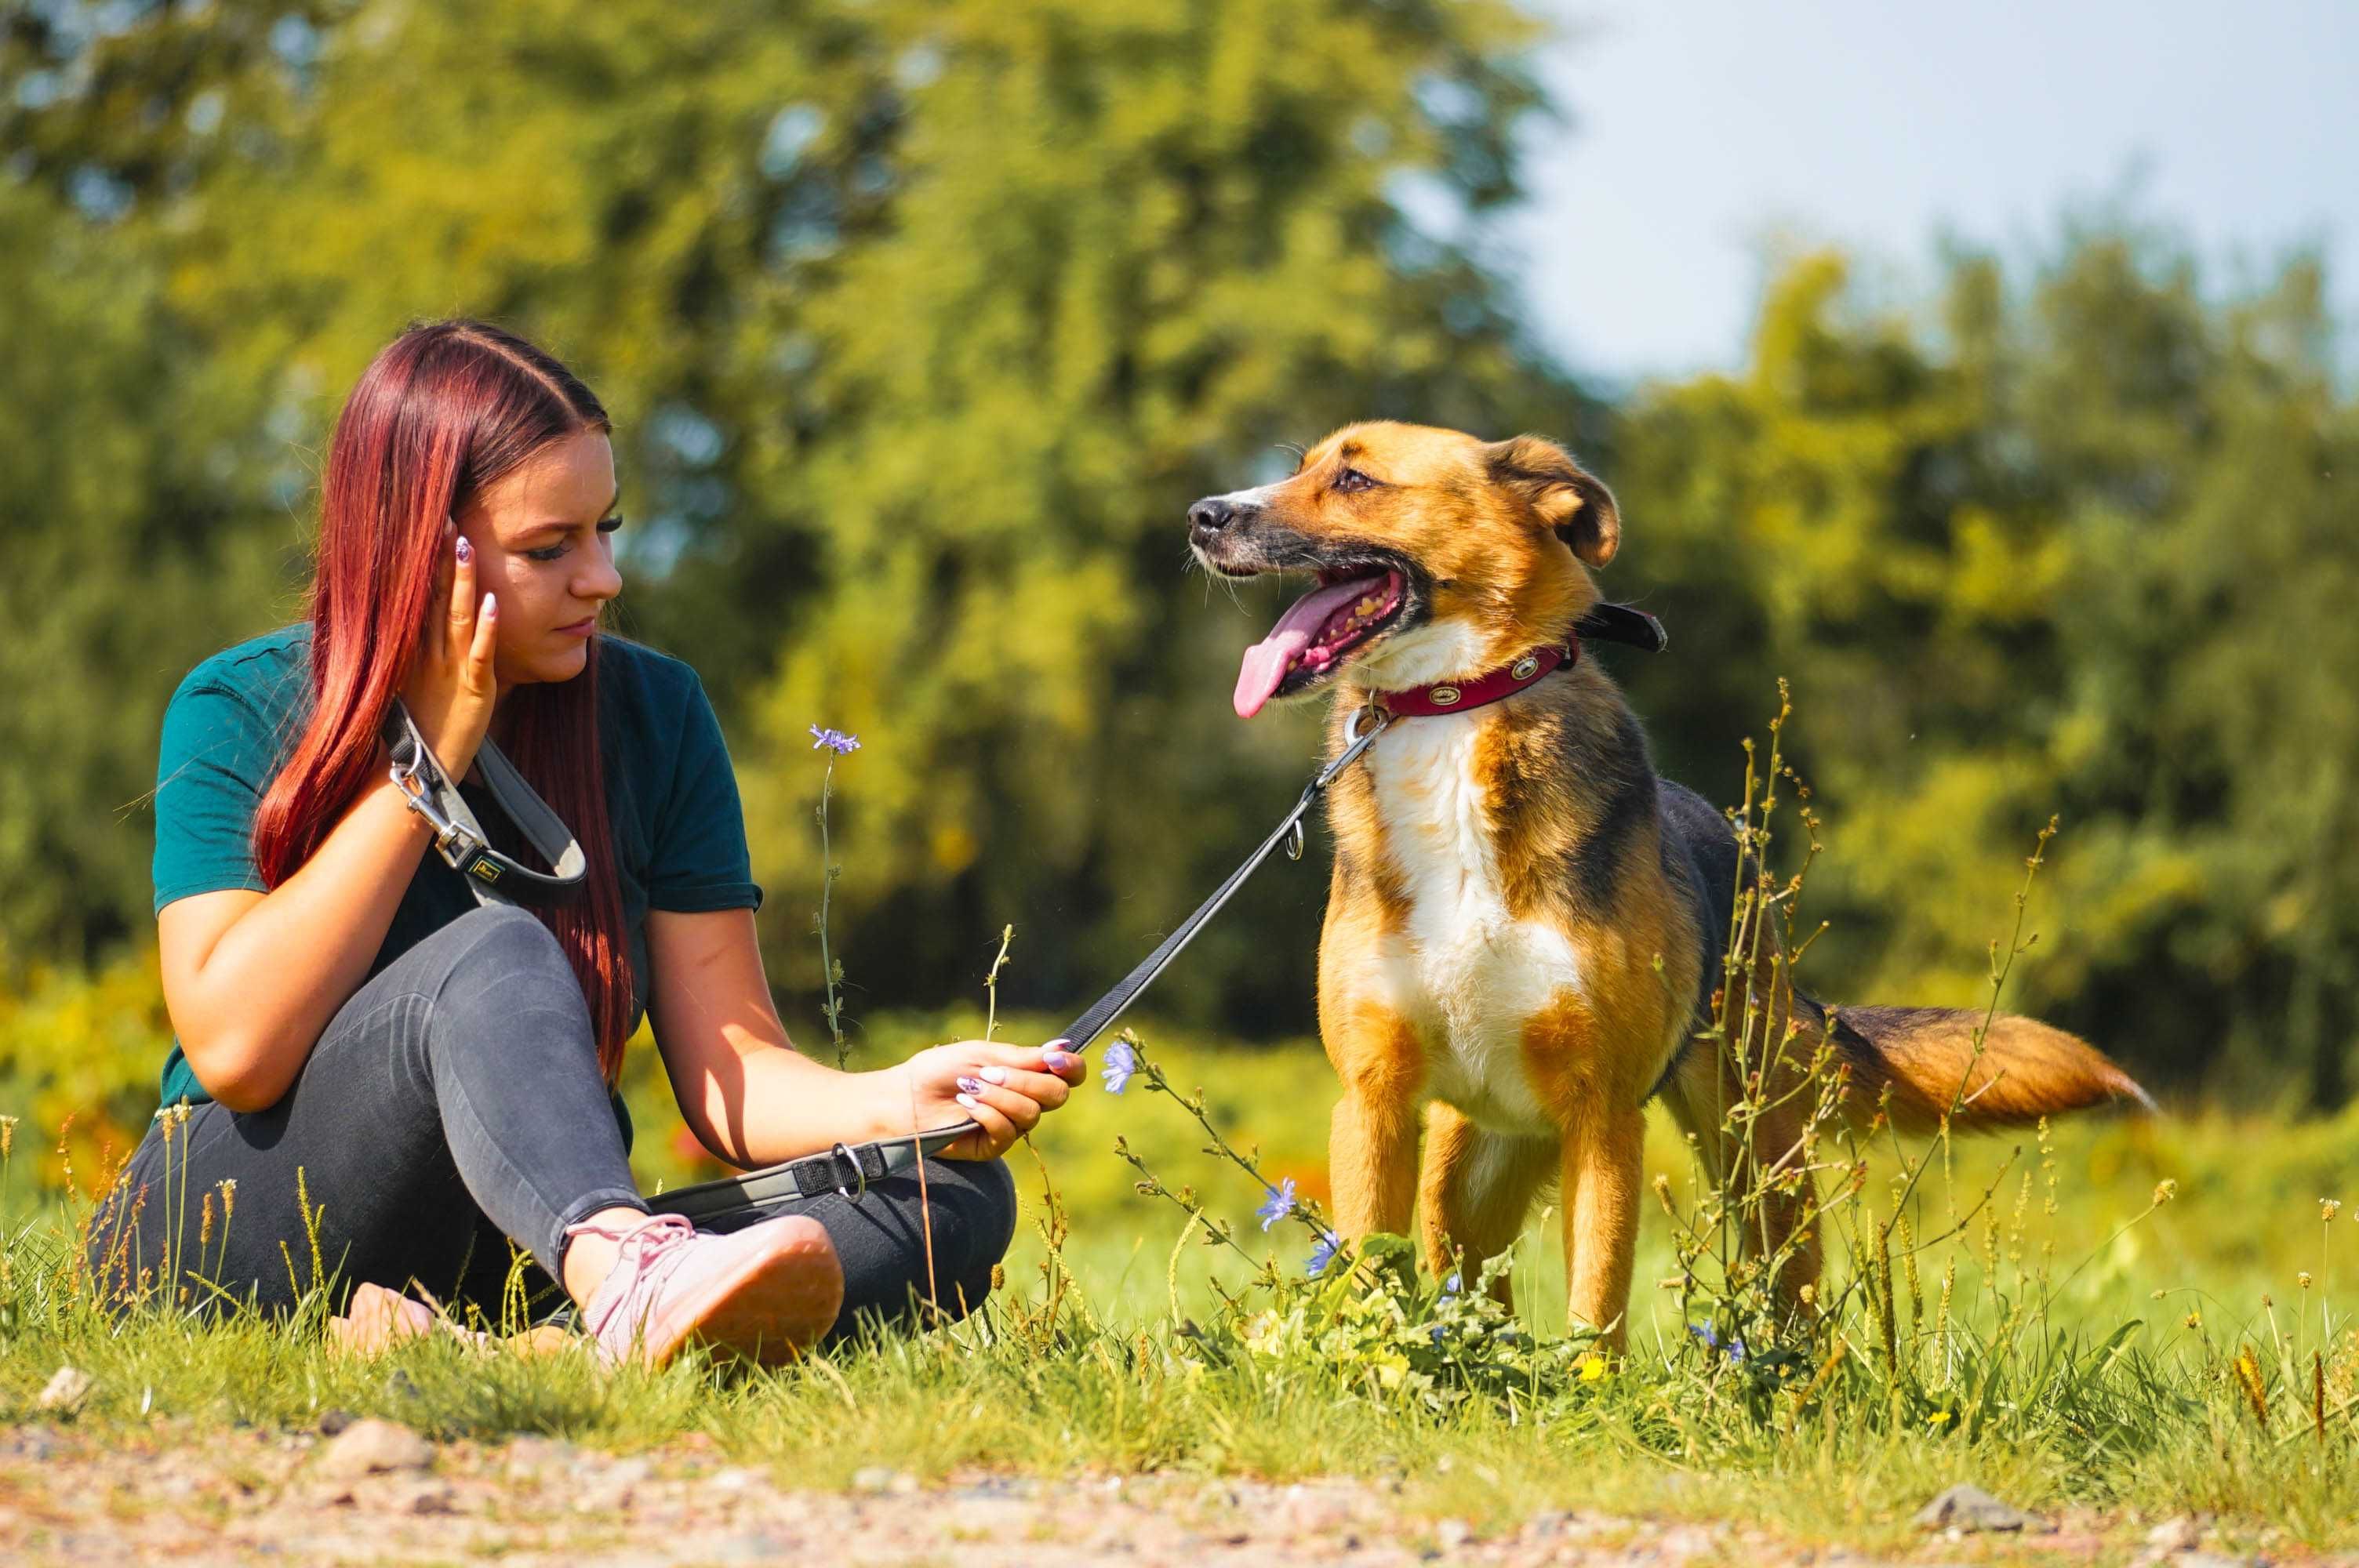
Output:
top-left (88, 319), bottom-right (1083, 1366)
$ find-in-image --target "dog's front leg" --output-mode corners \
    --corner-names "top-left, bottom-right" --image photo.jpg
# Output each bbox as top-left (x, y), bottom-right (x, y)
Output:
top-left (1321, 1003), bottom-right (1425, 1240)
top-left (1560, 1102), bottom-right (1646, 1350)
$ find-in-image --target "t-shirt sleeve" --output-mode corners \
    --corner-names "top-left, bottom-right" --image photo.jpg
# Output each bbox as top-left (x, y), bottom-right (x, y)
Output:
top-left (151, 678), bottom-right (279, 913)
top-left (645, 673), bottom-right (765, 913)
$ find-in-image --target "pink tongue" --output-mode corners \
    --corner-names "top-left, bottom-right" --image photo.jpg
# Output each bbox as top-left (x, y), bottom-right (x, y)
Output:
top-left (1233, 575), bottom-right (1384, 719)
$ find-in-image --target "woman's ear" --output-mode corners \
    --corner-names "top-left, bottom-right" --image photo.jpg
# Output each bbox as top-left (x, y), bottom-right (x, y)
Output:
top-left (1481, 434), bottom-right (1621, 568)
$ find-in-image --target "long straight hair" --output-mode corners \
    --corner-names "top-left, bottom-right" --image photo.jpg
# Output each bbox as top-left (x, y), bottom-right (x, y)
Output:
top-left (251, 320), bottom-right (634, 1081)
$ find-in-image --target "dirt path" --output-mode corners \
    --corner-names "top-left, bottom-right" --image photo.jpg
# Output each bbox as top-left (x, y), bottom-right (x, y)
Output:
top-left (0, 1421), bottom-right (2298, 1566)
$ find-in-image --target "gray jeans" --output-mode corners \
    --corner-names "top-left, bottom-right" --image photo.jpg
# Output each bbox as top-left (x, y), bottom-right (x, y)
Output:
top-left (89, 903), bottom-right (1016, 1342)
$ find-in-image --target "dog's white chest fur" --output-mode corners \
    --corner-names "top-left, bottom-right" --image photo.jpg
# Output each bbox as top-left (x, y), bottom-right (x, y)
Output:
top-left (1360, 716), bottom-right (1580, 1137)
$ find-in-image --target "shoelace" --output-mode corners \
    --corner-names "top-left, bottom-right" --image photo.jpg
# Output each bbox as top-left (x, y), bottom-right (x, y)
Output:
top-left (570, 1211), bottom-right (700, 1357)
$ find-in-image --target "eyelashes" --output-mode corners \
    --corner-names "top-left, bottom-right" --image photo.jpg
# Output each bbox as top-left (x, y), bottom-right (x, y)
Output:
top-left (524, 516), bottom-right (624, 562)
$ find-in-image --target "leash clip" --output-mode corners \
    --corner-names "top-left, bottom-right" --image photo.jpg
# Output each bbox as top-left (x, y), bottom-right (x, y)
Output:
top-left (389, 759), bottom-right (483, 862)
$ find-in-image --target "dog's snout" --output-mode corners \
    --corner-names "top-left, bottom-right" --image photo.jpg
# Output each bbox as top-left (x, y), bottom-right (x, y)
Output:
top-left (1187, 495), bottom-right (1244, 538)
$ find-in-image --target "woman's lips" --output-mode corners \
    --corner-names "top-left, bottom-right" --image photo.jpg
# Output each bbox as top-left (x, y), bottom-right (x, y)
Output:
top-left (556, 617), bottom-right (597, 637)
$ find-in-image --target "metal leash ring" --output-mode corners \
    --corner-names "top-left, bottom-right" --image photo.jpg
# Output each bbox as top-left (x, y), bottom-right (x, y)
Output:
top-left (829, 1141), bottom-right (868, 1200)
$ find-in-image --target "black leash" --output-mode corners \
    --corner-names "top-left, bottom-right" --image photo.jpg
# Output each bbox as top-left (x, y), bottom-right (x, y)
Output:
top-left (650, 600), bottom-right (1665, 1217)
top-left (407, 606), bottom-right (1665, 1218)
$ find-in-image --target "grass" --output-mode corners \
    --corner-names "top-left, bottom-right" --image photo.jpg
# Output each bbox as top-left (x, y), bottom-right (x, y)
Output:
top-left (7, 1019), bottom-right (2359, 1554)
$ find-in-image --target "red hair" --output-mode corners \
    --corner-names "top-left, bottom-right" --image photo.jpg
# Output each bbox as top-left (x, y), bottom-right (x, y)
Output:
top-left (252, 320), bottom-right (634, 1081)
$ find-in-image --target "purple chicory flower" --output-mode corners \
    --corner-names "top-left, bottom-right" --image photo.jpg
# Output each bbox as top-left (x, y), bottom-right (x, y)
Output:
top-left (1442, 1272), bottom-right (1463, 1296)
top-left (1305, 1229), bottom-right (1341, 1278)
top-left (1101, 1037), bottom-right (1138, 1095)
top-left (809, 725), bottom-right (861, 754)
top-left (1256, 1177), bottom-right (1298, 1232)
top-left (1687, 1322), bottom-right (1747, 1363)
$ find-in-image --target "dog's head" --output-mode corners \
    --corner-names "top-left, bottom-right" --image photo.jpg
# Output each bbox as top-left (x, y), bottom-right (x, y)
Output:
top-left (1187, 420), bottom-right (1620, 717)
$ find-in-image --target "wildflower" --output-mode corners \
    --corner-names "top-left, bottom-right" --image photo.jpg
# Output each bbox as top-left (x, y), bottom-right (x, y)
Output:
top-left (808, 726), bottom-right (861, 755)
top-left (1686, 1322), bottom-right (1746, 1363)
top-left (2184, 1310), bottom-right (2202, 1330)
top-left (2300, 1272), bottom-right (2314, 1289)
top-left (1577, 1352), bottom-right (1609, 1382)
top-left (2323, 1199), bottom-right (2343, 1223)
top-left (2153, 1178), bottom-right (2178, 1205)
top-left (1927, 1409), bottom-right (1954, 1428)
top-left (1256, 1177), bottom-right (1297, 1232)
top-left (0, 1113), bottom-right (15, 1159)
top-left (220, 1178), bottom-right (236, 1222)
top-left (1306, 1230), bottom-right (1340, 1278)
top-left (1442, 1272), bottom-right (1463, 1297)
top-left (1102, 1038), bottom-right (1138, 1095)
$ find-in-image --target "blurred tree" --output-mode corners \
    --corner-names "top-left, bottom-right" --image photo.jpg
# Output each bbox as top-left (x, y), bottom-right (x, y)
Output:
top-left (2, 0), bottom-right (1592, 1040)
top-left (0, 176), bottom-right (300, 969)
top-left (1611, 234), bottom-right (2359, 1105)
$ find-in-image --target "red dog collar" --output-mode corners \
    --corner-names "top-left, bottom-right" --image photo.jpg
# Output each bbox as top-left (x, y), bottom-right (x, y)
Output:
top-left (1374, 636), bottom-right (1579, 718)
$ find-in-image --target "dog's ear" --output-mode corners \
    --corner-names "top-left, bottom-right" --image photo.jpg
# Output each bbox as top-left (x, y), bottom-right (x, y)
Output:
top-left (1482, 435), bottom-right (1620, 568)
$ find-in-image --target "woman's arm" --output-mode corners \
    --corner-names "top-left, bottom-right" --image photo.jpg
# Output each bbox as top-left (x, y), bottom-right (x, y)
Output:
top-left (645, 907), bottom-right (1084, 1167)
top-left (159, 775), bottom-right (442, 1112)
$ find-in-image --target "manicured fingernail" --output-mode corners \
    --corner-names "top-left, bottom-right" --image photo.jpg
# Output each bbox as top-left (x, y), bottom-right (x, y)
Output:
top-left (957, 1076), bottom-right (983, 1094)
top-left (483, 592), bottom-right (497, 617)
top-left (456, 535), bottom-right (471, 563)
top-left (1045, 1052), bottom-right (1077, 1073)
top-left (1044, 1038), bottom-right (1070, 1050)
top-left (980, 1066), bottom-right (1009, 1085)
top-left (955, 1093), bottom-right (980, 1110)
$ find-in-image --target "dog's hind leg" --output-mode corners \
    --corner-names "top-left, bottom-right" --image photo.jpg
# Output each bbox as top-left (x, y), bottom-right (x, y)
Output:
top-left (1660, 1033), bottom-right (1823, 1308)
top-left (1419, 1104), bottom-right (1555, 1305)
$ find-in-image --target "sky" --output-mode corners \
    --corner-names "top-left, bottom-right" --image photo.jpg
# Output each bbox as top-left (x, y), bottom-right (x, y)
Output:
top-left (1492, 0), bottom-right (2358, 387)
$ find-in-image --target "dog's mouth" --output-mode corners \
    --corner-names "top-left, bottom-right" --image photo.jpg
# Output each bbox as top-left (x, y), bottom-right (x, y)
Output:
top-left (1232, 561), bottom-right (1418, 718)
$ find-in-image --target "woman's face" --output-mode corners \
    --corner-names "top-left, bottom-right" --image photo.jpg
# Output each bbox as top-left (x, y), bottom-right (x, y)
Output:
top-left (455, 429), bottom-right (624, 695)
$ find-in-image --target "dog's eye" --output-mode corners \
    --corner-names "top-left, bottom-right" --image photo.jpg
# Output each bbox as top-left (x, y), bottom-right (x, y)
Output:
top-left (1332, 466), bottom-right (1379, 494)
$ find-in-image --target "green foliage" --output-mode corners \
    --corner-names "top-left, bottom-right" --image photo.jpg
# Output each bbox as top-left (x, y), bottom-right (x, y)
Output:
top-left (2, 1), bottom-right (2354, 1110)
top-left (1612, 237), bottom-right (2359, 1102)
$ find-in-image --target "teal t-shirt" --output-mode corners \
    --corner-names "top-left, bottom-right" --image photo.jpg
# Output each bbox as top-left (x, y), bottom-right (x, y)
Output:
top-left (150, 624), bottom-right (764, 1141)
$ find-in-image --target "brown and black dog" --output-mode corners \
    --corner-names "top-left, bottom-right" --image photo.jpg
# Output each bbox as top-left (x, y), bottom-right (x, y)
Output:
top-left (1187, 420), bottom-right (2150, 1346)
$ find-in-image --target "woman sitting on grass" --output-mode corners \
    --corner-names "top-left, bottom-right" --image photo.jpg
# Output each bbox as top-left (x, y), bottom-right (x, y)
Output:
top-left (86, 319), bottom-right (1084, 1366)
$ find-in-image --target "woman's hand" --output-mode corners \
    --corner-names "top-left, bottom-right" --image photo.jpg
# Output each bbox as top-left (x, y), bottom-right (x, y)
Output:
top-left (399, 523), bottom-right (500, 780)
top-left (892, 1039), bottom-right (1087, 1160)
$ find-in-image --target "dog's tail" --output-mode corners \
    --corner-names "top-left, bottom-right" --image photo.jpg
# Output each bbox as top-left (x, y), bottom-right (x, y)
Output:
top-left (1813, 1004), bottom-right (2154, 1135)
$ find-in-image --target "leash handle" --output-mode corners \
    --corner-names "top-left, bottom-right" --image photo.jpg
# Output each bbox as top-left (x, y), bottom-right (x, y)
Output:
top-left (382, 699), bottom-right (588, 905)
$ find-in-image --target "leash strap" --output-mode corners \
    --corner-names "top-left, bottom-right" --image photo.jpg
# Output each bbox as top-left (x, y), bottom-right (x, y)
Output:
top-left (645, 1122), bottom-right (982, 1223)
top-left (382, 699), bottom-right (589, 906)
top-left (1052, 705), bottom-right (1394, 1053)
top-left (638, 601), bottom-right (1663, 1225)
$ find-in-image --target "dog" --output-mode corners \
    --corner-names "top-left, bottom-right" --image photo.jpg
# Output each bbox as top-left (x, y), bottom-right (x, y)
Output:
top-left (1187, 420), bottom-right (2151, 1347)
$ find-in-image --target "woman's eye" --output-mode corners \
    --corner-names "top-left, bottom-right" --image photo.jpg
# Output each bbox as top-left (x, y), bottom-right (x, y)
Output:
top-left (1333, 466), bottom-right (1379, 493)
top-left (525, 517), bottom-right (622, 563)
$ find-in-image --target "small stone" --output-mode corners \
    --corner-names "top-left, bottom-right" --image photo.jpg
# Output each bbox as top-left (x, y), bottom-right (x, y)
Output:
top-left (37, 1367), bottom-right (93, 1414)
top-left (316, 1417), bottom-right (434, 1479)
top-left (503, 1435), bottom-right (576, 1475)
top-left (2148, 1516), bottom-right (2202, 1552)
top-left (709, 1466), bottom-right (761, 1492)
top-left (316, 1408), bottom-right (355, 1437)
top-left (1434, 1517), bottom-right (1476, 1551)
top-left (402, 1480), bottom-right (459, 1515)
top-left (851, 1465), bottom-right (905, 1494)
top-left (1912, 1482), bottom-right (2036, 1533)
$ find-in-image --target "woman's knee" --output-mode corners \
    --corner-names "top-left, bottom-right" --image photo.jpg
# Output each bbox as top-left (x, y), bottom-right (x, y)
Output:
top-left (434, 905), bottom-right (578, 1009)
top-left (945, 1157), bottom-right (1019, 1305)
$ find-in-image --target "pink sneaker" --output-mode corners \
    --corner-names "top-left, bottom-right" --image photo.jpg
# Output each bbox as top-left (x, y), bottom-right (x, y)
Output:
top-left (566, 1211), bottom-right (843, 1367)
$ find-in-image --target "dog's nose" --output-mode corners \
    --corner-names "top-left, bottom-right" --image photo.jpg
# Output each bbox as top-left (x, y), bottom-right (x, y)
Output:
top-left (1188, 496), bottom-right (1238, 536)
